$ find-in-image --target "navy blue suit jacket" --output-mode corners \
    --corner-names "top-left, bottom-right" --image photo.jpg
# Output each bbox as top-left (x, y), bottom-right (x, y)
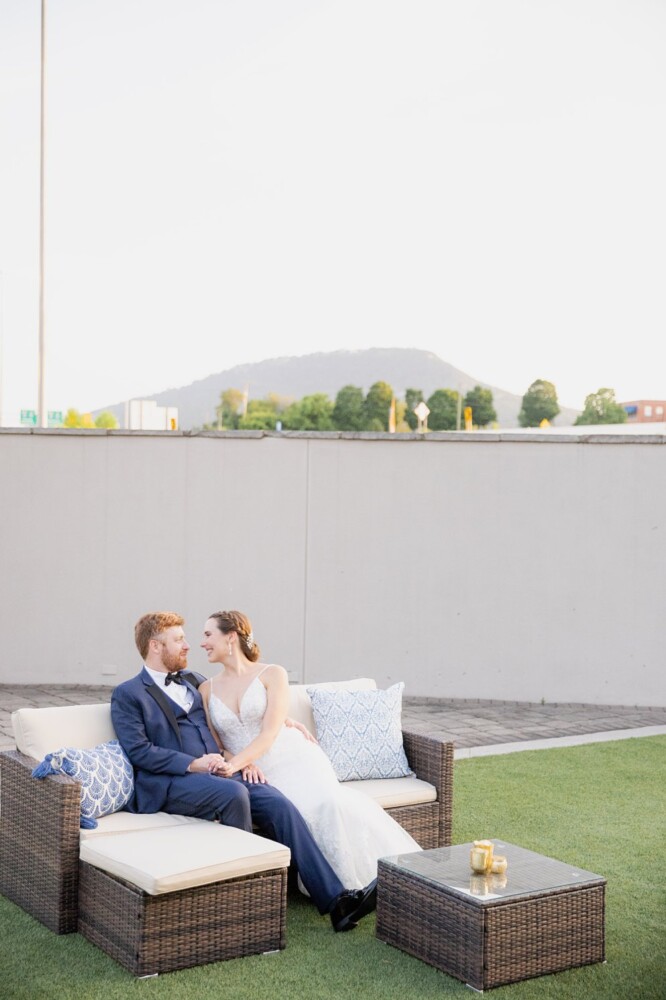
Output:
top-left (111, 667), bottom-right (216, 813)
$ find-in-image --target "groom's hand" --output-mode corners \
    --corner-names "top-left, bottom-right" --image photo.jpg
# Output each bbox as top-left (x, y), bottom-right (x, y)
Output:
top-left (187, 753), bottom-right (228, 774)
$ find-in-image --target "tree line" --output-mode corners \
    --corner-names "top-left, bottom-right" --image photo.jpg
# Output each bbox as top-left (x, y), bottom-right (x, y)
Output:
top-left (209, 382), bottom-right (498, 432)
top-left (518, 381), bottom-right (627, 427)
top-left (60, 382), bottom-right (628, 434)
top-left (210, 379), bottom-right (629, 432)
top-left (62, 409), bottom-right (118, 428)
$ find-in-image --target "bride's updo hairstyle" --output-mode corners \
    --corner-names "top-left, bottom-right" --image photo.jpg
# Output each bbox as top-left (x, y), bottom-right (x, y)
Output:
top-left (209, 610), bottom-right (260, 662)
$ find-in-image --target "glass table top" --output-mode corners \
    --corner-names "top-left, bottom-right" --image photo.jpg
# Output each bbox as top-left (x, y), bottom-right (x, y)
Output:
top-left (381, 841), bottom-right (606, 905)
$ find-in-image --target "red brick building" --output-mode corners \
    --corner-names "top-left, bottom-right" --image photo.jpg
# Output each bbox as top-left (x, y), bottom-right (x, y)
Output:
top-left (621, 400), bottom-right (666, 422)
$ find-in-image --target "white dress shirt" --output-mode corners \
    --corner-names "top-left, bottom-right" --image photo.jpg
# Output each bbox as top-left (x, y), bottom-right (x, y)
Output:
top-left (144, 665), bottom-right (194, 712)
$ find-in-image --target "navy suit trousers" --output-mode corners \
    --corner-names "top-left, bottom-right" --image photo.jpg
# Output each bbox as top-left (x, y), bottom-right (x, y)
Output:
top-left (163, 770), bottom-right (344, 913)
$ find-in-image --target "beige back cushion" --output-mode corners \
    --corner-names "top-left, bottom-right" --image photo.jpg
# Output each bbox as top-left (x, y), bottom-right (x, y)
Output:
top-left (12, 703), bottom-right (116, 760)
top-left (12, 677), bottom-right (378, 758)
top-left (287, 678), bottom-right (376, 734)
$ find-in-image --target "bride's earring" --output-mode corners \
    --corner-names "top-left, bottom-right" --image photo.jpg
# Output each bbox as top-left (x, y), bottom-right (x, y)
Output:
top-left (227, 641), bottom-right (232, 656)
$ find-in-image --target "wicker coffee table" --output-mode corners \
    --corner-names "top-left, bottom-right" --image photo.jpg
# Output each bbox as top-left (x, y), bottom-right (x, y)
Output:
top-left (376, 841), bottom-right (606, 991)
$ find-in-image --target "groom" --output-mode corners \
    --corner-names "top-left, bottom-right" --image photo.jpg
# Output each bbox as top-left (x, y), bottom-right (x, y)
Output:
top-left (111, 611), bottom-right (376, 932)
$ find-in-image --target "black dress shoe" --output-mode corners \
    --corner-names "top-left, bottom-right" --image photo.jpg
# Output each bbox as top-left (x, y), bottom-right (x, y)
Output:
top-left (329, 878), bottom-right (378, 933)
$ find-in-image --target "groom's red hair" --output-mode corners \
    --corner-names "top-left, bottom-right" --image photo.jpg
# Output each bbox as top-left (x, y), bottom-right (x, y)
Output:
top-left (135, 612), bottom-right (184, 659)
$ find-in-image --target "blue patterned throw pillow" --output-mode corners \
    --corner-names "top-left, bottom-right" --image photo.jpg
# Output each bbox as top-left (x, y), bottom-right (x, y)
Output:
top-left (307, 683), bottom-right (413, 781)
top-left (32, 739), bottom-right (134, 829)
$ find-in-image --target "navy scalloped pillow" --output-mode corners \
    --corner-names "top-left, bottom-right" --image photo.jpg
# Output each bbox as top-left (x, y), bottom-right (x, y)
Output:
top-left (32, 739), bottom-right (134, 829)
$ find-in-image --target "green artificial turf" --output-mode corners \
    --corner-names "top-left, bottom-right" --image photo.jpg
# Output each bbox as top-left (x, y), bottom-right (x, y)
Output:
top-left (1, 735), bottom-right (664, 1000)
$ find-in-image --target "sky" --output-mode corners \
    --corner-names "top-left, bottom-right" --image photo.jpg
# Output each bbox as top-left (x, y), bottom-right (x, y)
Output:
top-left (1, 0), bottom-right (665, 424)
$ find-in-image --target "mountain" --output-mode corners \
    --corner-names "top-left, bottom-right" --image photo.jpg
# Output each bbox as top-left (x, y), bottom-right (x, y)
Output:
top-left (98, 348), bottom-right (580, 429)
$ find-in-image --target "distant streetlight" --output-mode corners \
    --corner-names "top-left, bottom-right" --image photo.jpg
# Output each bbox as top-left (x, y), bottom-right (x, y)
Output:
top-left (38, 0), bottom-right (47, 427)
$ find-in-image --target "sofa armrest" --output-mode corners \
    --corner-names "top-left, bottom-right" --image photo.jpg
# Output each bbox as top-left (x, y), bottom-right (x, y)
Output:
top-left (402, 730), bottom-right (454, 847)
top-left (0, 749), bottom-right (82, 933)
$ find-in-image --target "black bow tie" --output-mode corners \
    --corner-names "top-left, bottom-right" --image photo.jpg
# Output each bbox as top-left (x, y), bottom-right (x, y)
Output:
top-left (165, 672), bottom-right (185, 686)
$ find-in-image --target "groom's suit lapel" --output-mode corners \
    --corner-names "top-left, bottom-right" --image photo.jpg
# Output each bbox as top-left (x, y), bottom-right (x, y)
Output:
top-left (141, 669), bottom-right (183, 747)
top-left (180, 671), bottom-right (203, 690)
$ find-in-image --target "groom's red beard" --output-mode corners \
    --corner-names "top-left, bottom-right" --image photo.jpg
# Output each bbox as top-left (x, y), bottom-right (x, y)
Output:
top-left (160, 649), bottom-right (188, 673)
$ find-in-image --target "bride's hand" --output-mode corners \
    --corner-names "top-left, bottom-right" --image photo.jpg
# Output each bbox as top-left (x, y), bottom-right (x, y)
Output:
top-left (241, 764), bottom-right (267, 784)
top-left (208, 757), bottom-right (233, 777)
top-left (189, 753), bottom-right (228, 774)
top-left (284, 717), bottom-right (318, 744)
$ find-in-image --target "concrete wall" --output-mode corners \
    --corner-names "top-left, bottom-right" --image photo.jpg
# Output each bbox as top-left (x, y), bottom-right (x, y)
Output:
top-left (1, 428), bottom-right (664, 706)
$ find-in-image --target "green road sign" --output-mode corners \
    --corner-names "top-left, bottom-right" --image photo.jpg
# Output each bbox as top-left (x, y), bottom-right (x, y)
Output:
top-left (47, 410), bottom-right (63, 427)
top-left (20, 409), bottom-right (37, 426)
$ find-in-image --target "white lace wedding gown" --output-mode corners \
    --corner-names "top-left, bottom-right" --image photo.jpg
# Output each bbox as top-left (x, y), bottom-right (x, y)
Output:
top-left (207, 676), bottom-right (420, 889)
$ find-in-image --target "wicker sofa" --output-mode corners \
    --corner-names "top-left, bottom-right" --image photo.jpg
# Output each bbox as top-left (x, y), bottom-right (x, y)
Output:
top-left (0, 678), bottom-right (453, 975)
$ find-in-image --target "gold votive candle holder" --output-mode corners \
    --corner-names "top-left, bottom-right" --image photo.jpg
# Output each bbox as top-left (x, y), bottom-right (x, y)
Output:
top-left (470, 840), bottom-right (495, 874)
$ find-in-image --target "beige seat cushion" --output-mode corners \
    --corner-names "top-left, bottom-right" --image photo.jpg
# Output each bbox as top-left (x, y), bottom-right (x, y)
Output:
top-left (80, 810), bottom-right (205, 841)
top-left (343, 775), bottom-right (437, 809)
top-left (12, 704), bottom-right (115, 761)
top-left (287, 678), bottom-right (376, 734)
top-left (80, 824), bottom-right (291, 895)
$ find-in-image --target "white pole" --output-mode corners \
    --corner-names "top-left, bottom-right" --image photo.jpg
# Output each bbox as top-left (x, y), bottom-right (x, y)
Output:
top-left (0, 271), bottom-right (4, 426)
top-left (38, 0), bottom-right (47, 427)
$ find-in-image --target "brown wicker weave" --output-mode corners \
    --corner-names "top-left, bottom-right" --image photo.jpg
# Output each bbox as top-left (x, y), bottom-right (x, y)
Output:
top-left (0, 750), bottom-right (81, 933)
top-left (392, 730), bottom-right (454, 849)
top-left (0, 729), bottom-right (454, 938)
top-left (78, 861), bottom-right (287, 976)
top-left (376, 843), bottom-right (606, 991)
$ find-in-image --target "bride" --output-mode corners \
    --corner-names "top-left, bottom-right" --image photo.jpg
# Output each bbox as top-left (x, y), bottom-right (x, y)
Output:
top-left (200, 610), bottom-right (420, 890)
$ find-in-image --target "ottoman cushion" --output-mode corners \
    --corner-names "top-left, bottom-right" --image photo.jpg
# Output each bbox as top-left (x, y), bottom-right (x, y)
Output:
top-left (80, 823), bottom-right (290, 895)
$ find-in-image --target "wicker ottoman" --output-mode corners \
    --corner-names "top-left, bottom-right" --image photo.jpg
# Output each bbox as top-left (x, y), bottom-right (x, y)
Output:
top-left (78, 824), bottom-right (290, 976)
top-left (376, 841), bottom-right (606, 991)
